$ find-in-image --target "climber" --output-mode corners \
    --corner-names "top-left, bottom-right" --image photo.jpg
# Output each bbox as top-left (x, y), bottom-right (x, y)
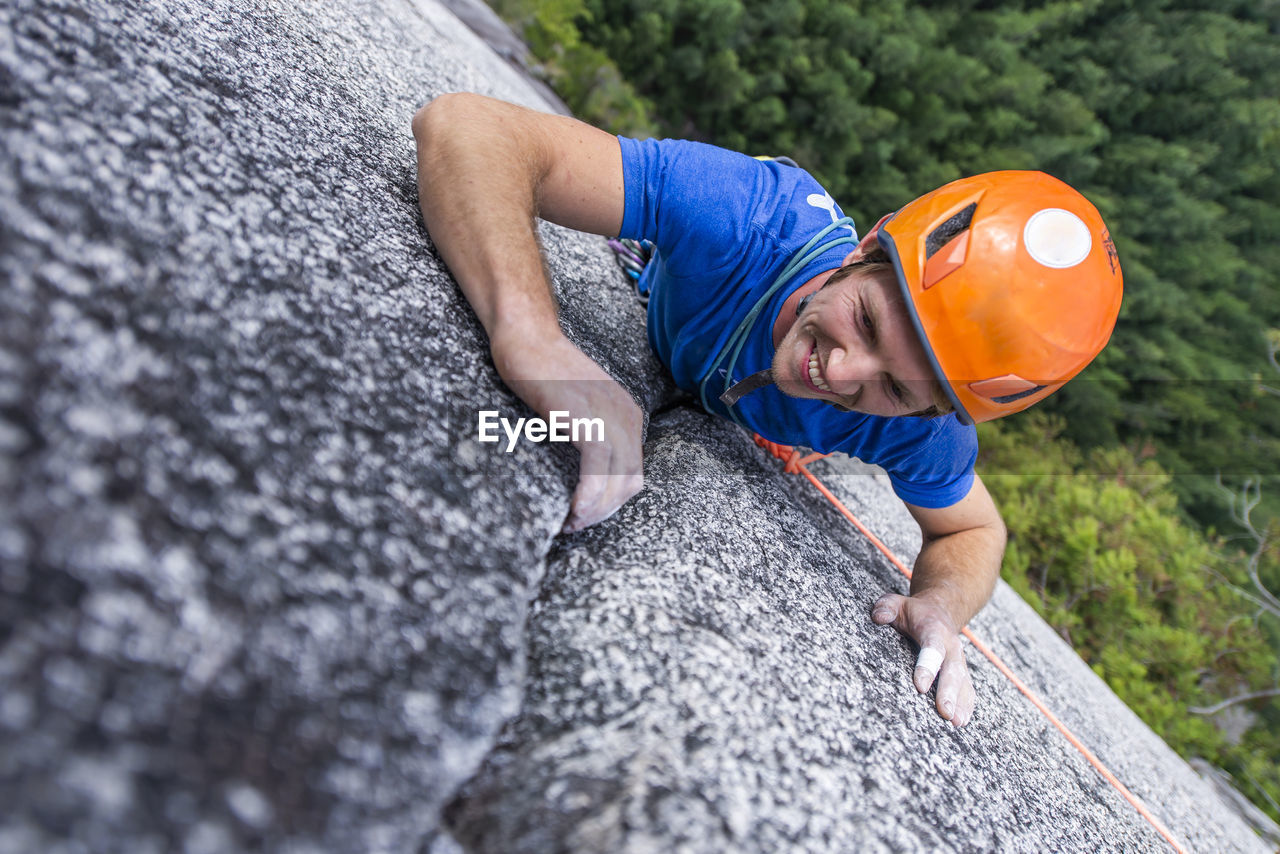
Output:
top-left (412, 93), bottom-right (1122, 729)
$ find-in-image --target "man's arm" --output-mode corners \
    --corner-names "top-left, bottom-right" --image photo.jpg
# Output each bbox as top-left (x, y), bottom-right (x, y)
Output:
top-left (871, 474), bottom-right (1006, 727)
top-left (413, 93), bottom-right (642, 532)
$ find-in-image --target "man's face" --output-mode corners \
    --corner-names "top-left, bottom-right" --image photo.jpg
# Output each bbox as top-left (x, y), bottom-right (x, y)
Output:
top-left (771, 265), bottom-right (939, 417)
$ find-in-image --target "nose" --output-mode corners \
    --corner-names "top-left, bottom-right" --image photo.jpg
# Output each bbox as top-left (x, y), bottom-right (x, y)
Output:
top-left (825, 344), bottom-right (877, 394)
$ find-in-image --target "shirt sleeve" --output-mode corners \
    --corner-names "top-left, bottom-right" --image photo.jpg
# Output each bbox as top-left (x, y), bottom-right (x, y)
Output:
top-left (617, 136), bottom-right (769, 280)
top-left (883, 418), bottom-right (978, 509)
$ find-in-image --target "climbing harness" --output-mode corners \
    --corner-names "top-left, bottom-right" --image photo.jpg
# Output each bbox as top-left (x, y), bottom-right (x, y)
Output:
top-left (760, 154), bottom-right (800, 169)
top-left (752, 436), bottom-right (1189, 854)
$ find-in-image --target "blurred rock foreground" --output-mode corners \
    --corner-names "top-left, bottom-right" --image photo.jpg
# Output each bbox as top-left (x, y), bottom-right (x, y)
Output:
top-left (0, 0), bottom-right (1272, 852)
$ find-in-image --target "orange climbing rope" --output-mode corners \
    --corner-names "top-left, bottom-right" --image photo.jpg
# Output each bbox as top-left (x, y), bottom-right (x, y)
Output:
top-left (752, 435), bottom-right (1189, 854)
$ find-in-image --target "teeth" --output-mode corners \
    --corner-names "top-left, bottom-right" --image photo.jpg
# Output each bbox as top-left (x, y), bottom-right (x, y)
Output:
top-left (807, 352), bottom-right (830, 392)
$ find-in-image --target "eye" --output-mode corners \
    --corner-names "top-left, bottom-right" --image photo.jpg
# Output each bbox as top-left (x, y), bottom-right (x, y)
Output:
top-left (888, 380), bottom-right (904, 402)
top-left (859, 305), bottom-right (881, 347)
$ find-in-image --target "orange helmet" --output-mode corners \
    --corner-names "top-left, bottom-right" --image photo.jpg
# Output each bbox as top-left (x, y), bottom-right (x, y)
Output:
top-left (876, 170), bottom-right (1123, 425)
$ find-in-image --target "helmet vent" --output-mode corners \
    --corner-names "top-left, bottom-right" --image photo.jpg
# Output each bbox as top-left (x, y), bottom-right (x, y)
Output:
top-left (992, 384), bottom-right (1046, 404)
top-left (925, 203), bottom-right (977, 259)
top-left (970, 375), bottom-right (1046, 403)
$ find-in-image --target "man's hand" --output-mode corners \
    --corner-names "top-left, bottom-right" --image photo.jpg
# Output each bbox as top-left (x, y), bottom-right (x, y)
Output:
top-left (493, 332), bottom-right (643, 533)
top-left (877, 478), bottom-right (1004, 728)
top-left (872, 592), bottom-right (975, 728)
top-left (414, 95), bottom-right (640, 531)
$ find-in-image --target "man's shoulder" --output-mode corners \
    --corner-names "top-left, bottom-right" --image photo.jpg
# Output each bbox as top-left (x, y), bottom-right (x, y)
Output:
top-left (618, 136), bottom-right (841, 236)
top-left (844, 414), bottom-right (979, 509)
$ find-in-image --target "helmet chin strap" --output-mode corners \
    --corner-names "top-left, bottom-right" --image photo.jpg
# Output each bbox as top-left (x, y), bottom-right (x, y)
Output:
top-left (719, 369), bottom-right (775, 406)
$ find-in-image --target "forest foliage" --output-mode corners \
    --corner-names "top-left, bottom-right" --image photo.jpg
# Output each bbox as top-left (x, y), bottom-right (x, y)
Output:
top-left (567, 0), bottom-right (1280, 529)
top-left (483, 0), bottom-right (1280, 825)
top-left (980, 416), bottom-right (1280, 821)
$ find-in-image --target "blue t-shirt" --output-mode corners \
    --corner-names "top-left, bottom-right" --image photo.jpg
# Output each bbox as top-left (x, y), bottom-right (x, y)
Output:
top-left (617, 136), bottom-right (977, 509)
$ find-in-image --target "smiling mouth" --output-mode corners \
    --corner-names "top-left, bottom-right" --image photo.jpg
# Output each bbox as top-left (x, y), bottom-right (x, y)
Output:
top-left (805, 344), bottom-right (832, 393)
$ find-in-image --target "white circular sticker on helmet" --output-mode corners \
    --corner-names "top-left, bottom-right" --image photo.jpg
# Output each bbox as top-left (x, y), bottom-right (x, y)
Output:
top-left (1023, 208), bottom-right (1092, 268)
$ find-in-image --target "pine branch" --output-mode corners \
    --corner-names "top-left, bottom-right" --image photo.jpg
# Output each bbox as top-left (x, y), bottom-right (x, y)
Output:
top-left (1188, 688), bottom-right (1280, 715)
top-left (1214, 475), bottom-right (1280, 619)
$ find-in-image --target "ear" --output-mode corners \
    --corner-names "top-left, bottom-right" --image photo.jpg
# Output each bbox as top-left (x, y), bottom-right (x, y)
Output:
top-left (842, 213), bottom-right (892, 265)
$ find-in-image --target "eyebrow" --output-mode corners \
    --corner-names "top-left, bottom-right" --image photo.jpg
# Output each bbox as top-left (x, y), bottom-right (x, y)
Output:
top-left (863, 283), bottom-right (924, 413)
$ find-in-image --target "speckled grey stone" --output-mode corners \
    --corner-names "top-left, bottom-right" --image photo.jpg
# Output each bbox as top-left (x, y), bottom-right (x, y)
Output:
top-left (0, 0), bottom-right (1271, 853)
top-left (1, 0), bottom-right (664, 851)
top-left (443, 412), bottom-right (1270, 853)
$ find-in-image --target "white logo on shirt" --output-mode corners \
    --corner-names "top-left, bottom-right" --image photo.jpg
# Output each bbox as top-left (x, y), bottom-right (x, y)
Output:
top-left (807, 192), bottom-right (856, 237)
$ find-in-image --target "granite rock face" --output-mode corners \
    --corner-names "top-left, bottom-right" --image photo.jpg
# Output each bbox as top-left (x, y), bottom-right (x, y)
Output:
top-left (443, 412), bottom-right (1262, 853)
top-left (2, 0), bottom-right (665, 850)
top-left (0, 1), bottom-right (1271, 852)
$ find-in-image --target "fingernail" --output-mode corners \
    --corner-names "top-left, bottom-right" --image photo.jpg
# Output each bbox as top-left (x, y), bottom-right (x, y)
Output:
top-left (913, 667), bottom-right (932, 692)
top-left (872, 609), bottom-right (892, 622)
top-left (941, 700), bottom-right (954, 718)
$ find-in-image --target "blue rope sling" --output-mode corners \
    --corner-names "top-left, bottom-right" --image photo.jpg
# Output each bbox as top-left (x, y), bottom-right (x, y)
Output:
top-left (697, 216), bottom-right (859, 427)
